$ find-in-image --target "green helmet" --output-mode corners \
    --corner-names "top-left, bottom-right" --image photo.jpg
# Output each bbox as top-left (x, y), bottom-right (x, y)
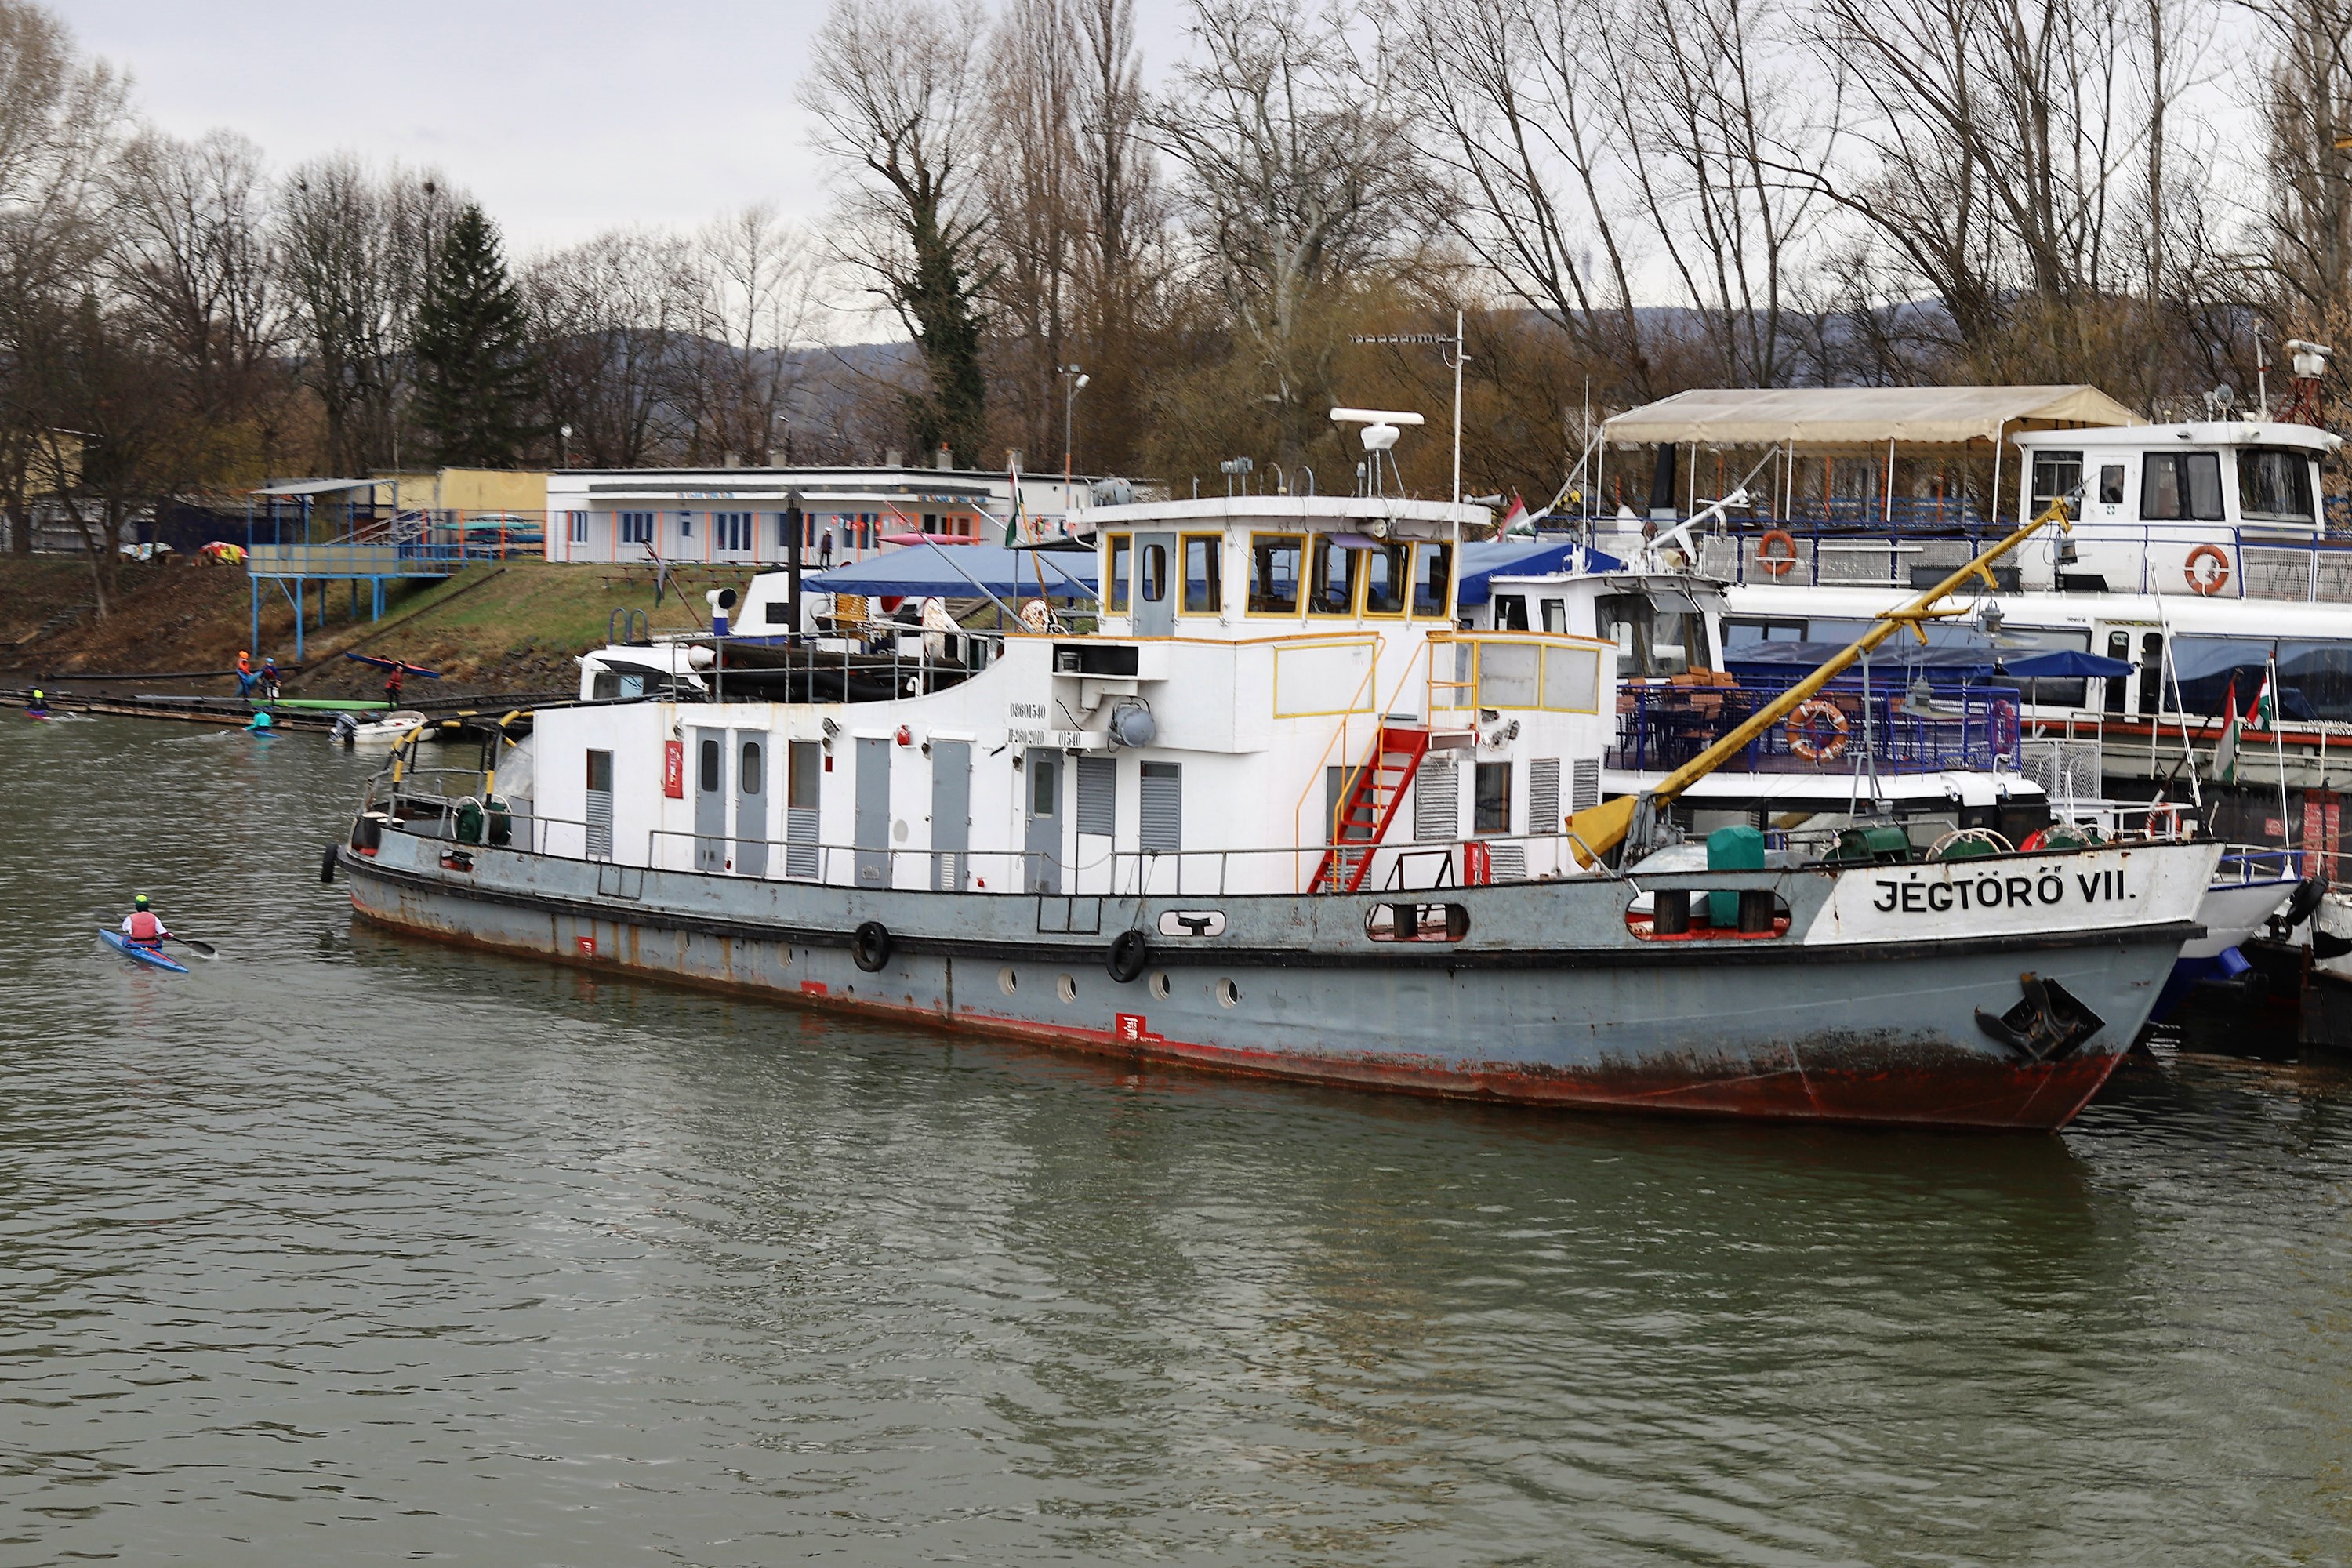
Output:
top-left (134, 894), bottom-right (150, 909)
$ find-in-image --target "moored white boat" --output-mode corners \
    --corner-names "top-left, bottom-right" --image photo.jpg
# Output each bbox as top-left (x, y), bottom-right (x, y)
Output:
top-left (334, 479), bottom-right (2217, 1131)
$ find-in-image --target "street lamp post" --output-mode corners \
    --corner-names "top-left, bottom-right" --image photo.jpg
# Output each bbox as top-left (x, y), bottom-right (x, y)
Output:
top-left (1060, 365), bottom-right (1089, 483)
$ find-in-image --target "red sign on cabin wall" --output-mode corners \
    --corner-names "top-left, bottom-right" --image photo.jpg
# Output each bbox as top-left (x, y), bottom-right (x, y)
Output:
top-left (662, 739), bottom-right (684, 798)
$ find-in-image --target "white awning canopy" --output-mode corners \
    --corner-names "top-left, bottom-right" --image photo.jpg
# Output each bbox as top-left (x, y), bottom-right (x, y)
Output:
top-left (1603, 386), bottom-right (2140, 448)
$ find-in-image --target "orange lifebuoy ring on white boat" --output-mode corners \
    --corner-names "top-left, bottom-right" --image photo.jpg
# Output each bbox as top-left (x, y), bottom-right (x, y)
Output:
top-left (2145, 804), bottom-right (2184, 840)
top-left (1755, 528), bottom-right (1798, 576)
top-left (2184, 543), bottom-right (2231, 596)
top-left (1786, 698), bottom-right (1849, 762)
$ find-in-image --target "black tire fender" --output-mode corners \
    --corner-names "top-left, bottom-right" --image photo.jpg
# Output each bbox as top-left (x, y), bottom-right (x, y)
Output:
top-left (1107, 928), bottom-right (1148, 984)
top-left (852, 920), bottom-right (892, 973)
top-left (320, 843), bottom-right (339, 884)
top-left (2282, 876), bottom-right (2328, 930)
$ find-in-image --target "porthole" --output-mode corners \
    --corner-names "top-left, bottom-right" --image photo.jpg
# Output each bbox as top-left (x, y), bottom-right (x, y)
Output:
top-left (998, 967), bottom-right (1018, 996)
top-left (1216, 978), bottom-right (1240, 1008)
top-left (1149, 971), bottom-right (1171, 1000)
top-left (1057, 974), bottom-right (1079, 1004)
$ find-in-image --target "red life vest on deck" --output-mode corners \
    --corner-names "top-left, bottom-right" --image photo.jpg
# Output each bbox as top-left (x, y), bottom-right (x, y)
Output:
top-left (128, 911), bottom-right (162, 945)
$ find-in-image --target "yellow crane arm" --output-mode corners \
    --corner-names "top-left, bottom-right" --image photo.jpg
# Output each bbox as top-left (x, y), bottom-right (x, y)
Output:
top-left (1566, 499), bottom-right (2072, 866)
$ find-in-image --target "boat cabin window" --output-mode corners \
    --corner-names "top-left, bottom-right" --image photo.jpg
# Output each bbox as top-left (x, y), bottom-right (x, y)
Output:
top-left (1363, 543), bottom-right (1407, 615)
top-left (765, 600), bottom-right (790, 625)
top-left (788, 741), bottom-right (820, 808)
top-left (740, 739), bottom-right (764, 796)
top-left (1182, 533), bottom-right (1222, 613)
top-left (1249, 533), bottom-right (1303, 614)
top-left (1308, 537), bottom-right (1359, 616)
top-left (2238, 448), bottom-right (2317, 523)
top-left (1139, 542), bottom-right (1168, 604)
top-left (2139, 632), bottom-right (2164, 715)
top-left (2031, 450), bottom-right (2083, 517)
top-left (1597, 591), bottom-right (1705, 677)
top-left (1475, 761), bottom-right (1512, 834)
top-left (2141, 452), bottom-right (2224, 521)
top-left (699, 737), bottom-right (721, 791)
top-left (1105, 534), bottom-right (1132, 612)
top-left (586, 750), bottom-right (613, 792)
top-left (2099, 465), bottom-right (2125, 505)
top-left (2103, 631), bottom-right (2130, 713)
top-left (1411, 543), bottom-right (1453, 619)
top-left (1493, 593), bottom-right (1530, 631)
top-left (1541, 599), bottom-right (1566, 634)
top-left (1723, 617), bottom-right (1806, 645)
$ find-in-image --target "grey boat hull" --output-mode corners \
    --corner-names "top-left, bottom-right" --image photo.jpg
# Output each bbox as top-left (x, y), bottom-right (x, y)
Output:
top-left (337, 829), bottom-right (2208, 1131)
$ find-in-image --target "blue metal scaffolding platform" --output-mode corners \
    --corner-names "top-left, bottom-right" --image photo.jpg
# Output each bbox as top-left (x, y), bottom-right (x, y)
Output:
top-left (243, 543), bottom-right (457, 661)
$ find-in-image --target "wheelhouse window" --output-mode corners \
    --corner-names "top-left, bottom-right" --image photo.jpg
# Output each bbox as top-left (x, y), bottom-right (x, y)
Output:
top-left (2099, 465), bottom-right (2125, 505)
top-left (1248, 533), bottom-right (1303, 614)
top-left (2239, 448), bottom-right (2317, 523)
top-left (1139, 542), bottom-right (1168, 604)
top-left (1410, 543), bottom-right (1452, 619)
top-left (1181, 533), bottom-right (1222, 614)
top-left (2031, 450), bottom-right (2084, 518)
top-left (1105, 534), bottom-right (1132, 613)
top-left (2142, 452), bottom-right (2225, 521)
top-left (1363, 543), bottom-right (1407, 615)
top-left (1597, 590), bottom-right (1705, 678)
top-left (1307, 536), bottom-right (1359, 616)
top-left (1492, 593), bottom-right (1530, 631)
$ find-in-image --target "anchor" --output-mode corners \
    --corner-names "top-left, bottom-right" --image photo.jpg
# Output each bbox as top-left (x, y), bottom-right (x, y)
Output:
top-left (1976, 971), bottom-right (2106, 1062)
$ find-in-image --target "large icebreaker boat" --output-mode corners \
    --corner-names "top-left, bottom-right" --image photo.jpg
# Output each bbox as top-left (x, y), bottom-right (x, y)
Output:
top-left (334, 493), bottom-right (2216, 1131)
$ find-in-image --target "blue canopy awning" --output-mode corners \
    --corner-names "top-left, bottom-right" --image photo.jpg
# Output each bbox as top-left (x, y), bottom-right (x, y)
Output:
top-left (1455, 539), bottom-right (1628, 606)
top-left (800, 543), bottom-right (1097, 601)
top-left (2005, 648), bottom-right (2133, 680)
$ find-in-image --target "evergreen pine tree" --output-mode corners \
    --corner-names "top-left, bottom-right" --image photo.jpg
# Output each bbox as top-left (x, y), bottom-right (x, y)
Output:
top-left (412, 205), bottom-right (538, 467)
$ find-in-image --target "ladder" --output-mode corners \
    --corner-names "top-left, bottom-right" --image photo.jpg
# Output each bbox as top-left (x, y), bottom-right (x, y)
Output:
top-left (1311, 724), bottom-right (1432, 893)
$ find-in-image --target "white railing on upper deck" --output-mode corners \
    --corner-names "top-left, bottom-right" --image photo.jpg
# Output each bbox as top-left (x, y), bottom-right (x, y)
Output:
top-left (1692, 527), bottom-right (2352, 603)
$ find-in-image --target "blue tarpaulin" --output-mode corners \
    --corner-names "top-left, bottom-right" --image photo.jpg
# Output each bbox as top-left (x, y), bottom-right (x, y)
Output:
top-left (1454, 539), bottom-right (1627, 606)
top-left (801, 543), bottom-right (1097, 600)
top-left (2005, 648), bottom-right (2133, 680)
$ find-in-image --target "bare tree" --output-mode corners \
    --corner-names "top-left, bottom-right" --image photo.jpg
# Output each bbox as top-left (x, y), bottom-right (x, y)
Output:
top-left (982, 0), bottom-right (1082, 467)
top-left (678, 205), bottom-right (822, 463)
top-left (525, 227), bottom-right (698, 468)
top-left (0, 0), bottom-right (125, 554)
top-left (275, 156), bottom-right (457, 476)
top-left (109, 128), bottom-right (287, 485)
top-left (1151, 0), bottom-right (1415, 456)
top-left (801, 0), bottom-right (994, 464)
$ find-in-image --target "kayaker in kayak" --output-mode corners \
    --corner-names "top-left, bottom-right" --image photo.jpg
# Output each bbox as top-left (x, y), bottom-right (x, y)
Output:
top-left (246, 710), bottom-right (274, 733)
top-left (27, 688), bottom-right (47, 717)
top-left (121, 895), bottom-right (173, 949)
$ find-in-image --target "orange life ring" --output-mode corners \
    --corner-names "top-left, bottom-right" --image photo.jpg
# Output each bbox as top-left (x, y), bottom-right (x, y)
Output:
top-left (1755, 528), bottom-right (1798, 576)
top-left (2145, 804), bottom-right (2183, 840)
top-left (2184, 543), bottom-right (2231, 596)
top-left (2019, 829), bottom-right (2048, 852)
top-left (1786, 698), bottom-right (1849, 762)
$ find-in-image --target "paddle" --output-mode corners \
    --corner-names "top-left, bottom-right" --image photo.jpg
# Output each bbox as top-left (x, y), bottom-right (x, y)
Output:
top-left (166, 934), bottom-right (219, 959)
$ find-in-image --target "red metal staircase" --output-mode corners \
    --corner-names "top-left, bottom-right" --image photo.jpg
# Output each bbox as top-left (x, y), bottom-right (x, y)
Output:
top-left (1312, 724), bottom-right (1432, 893)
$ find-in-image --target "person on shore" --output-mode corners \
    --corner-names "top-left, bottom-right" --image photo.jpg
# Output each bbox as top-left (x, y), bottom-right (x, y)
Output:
top-left (121, 894), bottom-right (173, 950)
top-left (260, 657), bottom-right (281, 701)
top-left (383, 667), bottom-right (404, 708)
top-left (235, 650), bottom-right (256, 699)
top-left (26, 688), bottom-right (47, 717)
top-left (819, 527), bottom-right (835, 567)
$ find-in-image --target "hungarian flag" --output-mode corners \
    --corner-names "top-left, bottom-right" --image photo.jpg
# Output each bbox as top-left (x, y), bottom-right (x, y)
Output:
top-left (2214, 675), bottom-right (2243, 783)
top-left (1002, 459), bottom-right (1029, 546)
top-left (2248, 663), bottom-right (2278, 731)
top-left (1500, 493), bottom-right (1533, 535)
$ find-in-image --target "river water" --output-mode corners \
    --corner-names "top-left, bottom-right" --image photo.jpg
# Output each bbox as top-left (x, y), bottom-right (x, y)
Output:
top-left (2, 714), bottom-right (2349, 1566)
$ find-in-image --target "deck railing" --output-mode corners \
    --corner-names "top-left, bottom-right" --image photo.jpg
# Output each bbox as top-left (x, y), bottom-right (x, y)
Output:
top-left (1610, 681), bottom-right (2011, 776)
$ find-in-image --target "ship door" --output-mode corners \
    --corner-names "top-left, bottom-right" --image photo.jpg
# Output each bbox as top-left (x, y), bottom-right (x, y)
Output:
top-left (692, 727), bottom-right (728, 872)
top-left (1131, 532), bottom-right (1175, 637)
top-left (855, 736), bottom-right (891, 888)
top-left (734, 731), bottom-right (768, 877)
top-left (1024, 749), bottom-right (1063, 894)
top-left (931, 740), bottom-right (971, 891)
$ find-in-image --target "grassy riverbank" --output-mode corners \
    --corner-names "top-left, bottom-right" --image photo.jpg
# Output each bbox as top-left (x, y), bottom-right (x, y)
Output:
top-left (0, 556), bottom-right (732, 701)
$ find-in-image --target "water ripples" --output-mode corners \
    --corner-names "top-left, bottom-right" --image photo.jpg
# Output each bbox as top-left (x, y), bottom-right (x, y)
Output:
top-left (1, 717), bottom-right (2348, 1563)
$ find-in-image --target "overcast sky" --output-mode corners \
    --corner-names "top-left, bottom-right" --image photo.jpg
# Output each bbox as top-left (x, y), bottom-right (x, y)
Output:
top-left (61, 0), bottom-right (1192, 255)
